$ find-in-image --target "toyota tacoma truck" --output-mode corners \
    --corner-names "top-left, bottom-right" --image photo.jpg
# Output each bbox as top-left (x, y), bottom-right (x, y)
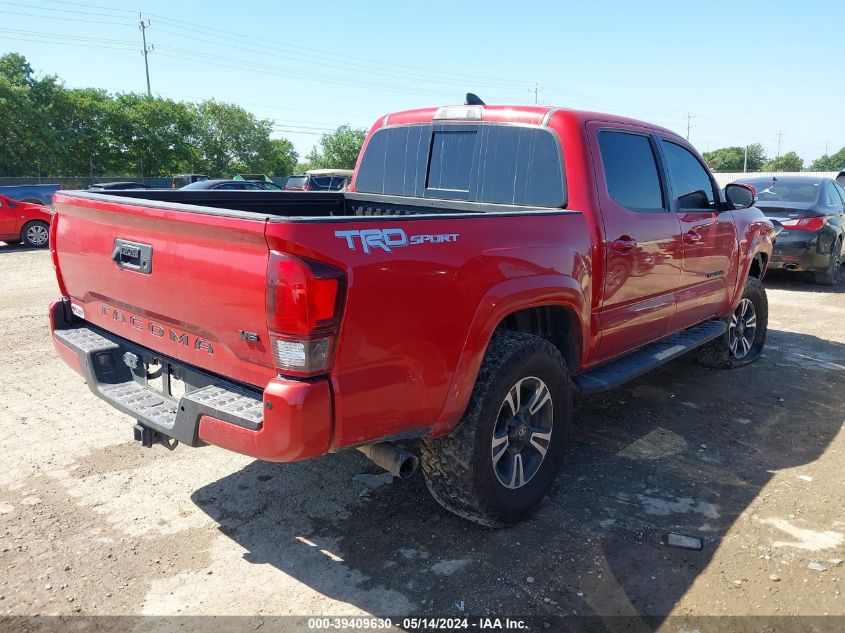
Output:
top-left (49, 98), bottom-right (775, 527)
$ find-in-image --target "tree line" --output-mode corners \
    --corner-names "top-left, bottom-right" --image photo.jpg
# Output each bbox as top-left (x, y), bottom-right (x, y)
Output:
top-left (0, 53), bottom-right (366, 178)
top-left (702, 143), bottom-right (845, 173)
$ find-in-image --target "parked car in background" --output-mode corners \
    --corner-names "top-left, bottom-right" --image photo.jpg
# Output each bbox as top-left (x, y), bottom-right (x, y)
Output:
top-left (284, 169), bottom-right (353, 191)
top-left (0, 184), bottom-right (61, 206)
top-left (171, 174), bottom-right (208, 189)
top-left (837, 170), bottom-right (844, 188)
top-left (180, 179), bottom-right (269, 191)
top-left (0, 193), bottom-right (52, 247)
top-left (88, 182), bottom-right (148, 191)
top-left (736, 175), bottom-right (845, 284)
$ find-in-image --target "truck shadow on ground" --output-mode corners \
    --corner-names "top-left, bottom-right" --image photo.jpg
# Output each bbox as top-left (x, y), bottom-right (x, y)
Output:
top-left (191, 329), bottom-right (845, 626)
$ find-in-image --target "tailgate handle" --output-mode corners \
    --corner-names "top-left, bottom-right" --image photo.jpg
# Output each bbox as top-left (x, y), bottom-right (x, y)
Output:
top-left (112, 239), bottom-right (152, 274)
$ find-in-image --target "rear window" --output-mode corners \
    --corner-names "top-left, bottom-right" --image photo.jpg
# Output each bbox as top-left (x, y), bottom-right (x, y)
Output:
top-left (743, 180), bottom-right (821, 204)
top-left (355, 123), bottom-right (565, 208)
top-left (286, 176), bottom-right (309, 188)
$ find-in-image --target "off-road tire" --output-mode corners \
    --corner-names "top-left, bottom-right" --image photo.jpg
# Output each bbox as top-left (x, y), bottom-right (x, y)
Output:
top-left (421, 331), bottom-right (571, 527)
top-left (21, 220), bottom-right (49, 248)
top-left (696, 276), bottom-right (768, 369)
top-left (814, 238), bottom-right (842, 286)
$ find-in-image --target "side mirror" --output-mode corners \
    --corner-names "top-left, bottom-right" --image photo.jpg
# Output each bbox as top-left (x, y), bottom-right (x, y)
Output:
top-left (725, 183), bottom-right (756, 209)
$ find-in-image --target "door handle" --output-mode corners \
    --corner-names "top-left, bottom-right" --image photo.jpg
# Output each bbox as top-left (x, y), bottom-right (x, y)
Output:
top-left (611, 237), bottom-right (638, 253)
top-left (683, 230), bottom-right (702, 244)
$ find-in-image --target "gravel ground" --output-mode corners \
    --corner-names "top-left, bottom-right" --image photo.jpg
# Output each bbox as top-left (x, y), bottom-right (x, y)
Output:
top-left (0, 245), bottom-right (843, 629)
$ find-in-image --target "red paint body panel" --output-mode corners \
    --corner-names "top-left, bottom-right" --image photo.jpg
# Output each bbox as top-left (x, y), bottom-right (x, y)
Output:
top-left (52, 193), bottom-right (276, 388)
top-left (197, 377), bottom-right (332, 461)
top-left (0, 194), bottom-right (51, 241)
top-left (48, 104), bottom-right (775, 463)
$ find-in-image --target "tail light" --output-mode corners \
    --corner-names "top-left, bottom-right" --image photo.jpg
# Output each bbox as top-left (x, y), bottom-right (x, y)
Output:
top-left (49, 213), bottom-right (69, 297)
top-left (266, 252), bottom-right (346, 377)
top-left (779, 216), bottom-right (827, 231)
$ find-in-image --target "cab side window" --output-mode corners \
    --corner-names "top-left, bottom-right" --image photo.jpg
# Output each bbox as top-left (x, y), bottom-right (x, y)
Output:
top-left (662, 141), bottom-right (717, 211)
top-left (597, 131), bottom-right (665, 211)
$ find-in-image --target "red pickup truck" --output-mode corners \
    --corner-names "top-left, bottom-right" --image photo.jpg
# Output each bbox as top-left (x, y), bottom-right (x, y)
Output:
top-left (49, 100), bottom-right (775, 526)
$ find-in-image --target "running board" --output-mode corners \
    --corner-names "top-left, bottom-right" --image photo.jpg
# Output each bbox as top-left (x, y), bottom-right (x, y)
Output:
top-left (574, 320), bottom-right (726, 395)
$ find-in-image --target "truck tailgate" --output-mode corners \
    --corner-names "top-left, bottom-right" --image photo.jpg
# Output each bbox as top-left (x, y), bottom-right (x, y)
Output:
top-left (52, 193), bottom-right (275, 388)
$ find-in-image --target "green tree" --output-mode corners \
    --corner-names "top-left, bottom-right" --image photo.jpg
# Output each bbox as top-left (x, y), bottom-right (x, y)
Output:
top-left (192, 100), bottom-right (273, 176)
top-left (0, 52), bottom-right (64, 176)
top-left (265, 138), bottom-right (298, 176)
top-left (51, 88), bottom-right (116, 177)
top-left (108, 94), bottom-right (197, 176)
top-left (702, 143), bottom-right (766, 172)
top-left (762, 151), bottom-right (804, 172)
top-left (304, 125), bottom-right (366, 170)
top-left (810, 148), bottom-right (845, 171)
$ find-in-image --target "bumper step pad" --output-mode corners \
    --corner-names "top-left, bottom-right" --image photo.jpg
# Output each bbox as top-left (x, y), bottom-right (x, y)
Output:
top-left (574, 320), bottom-right (726, 395)
top-left (55, 325), bottom-right (264, 444)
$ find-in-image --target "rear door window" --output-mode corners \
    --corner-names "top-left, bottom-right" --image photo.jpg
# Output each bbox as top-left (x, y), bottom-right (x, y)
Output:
top-left (597, 131), bottom-right (665, 211)
top-left (310, 176), bottom-right (333, 190)
top-left (355, 123), bottom-right (565, 208)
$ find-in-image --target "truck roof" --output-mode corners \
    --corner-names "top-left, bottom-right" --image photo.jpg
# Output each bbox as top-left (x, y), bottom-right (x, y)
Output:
top-left (382, 104), bottom-right (677, 137)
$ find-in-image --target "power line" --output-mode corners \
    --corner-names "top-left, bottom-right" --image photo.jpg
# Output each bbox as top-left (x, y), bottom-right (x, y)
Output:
top-left (0, 7), bottom-right (133, 26)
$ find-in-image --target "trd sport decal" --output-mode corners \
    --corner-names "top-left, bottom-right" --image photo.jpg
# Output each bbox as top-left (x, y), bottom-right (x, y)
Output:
top-left (335, 228), bottom-right (459, 254)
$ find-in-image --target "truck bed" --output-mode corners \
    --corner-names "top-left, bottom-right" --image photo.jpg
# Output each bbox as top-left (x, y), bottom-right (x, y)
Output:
top-left (75, 189), bottom-right (563, 219)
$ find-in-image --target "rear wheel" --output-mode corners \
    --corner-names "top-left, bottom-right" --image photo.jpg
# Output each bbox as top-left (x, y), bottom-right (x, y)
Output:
top-left (21, 220), bottom-right (49, 248)
top-left (815, 238), bottom-right (842, 286)
top-left (697, 276), bottom-right (768, 369)
top-left (421, 331), bottom-right (571, 527)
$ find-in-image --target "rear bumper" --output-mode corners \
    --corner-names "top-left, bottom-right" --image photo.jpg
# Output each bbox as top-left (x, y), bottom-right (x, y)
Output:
top-left (49, 299), bottom-right (332, 462)
top-left (769, 230), bottom-right (829, 272)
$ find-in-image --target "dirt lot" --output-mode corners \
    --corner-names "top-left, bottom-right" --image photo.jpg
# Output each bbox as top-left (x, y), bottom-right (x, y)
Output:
top-left (1, 245), bottom-right (844, 629)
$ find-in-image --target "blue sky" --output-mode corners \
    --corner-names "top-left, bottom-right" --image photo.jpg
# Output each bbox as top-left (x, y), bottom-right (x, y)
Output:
top-left (2, 0), bottom-right (842, 165)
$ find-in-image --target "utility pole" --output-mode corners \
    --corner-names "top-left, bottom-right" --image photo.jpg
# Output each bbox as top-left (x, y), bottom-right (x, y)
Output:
top-left (685, 113), bottom-right (694, 141)
top-left (743, 145), bottom-right (748, 174)
top-left (776, 130), bottom-right (783, 158)
top-left (139, 14), bottom-right (153, 97)
top-left (529, 83), bottom-right (541, 105)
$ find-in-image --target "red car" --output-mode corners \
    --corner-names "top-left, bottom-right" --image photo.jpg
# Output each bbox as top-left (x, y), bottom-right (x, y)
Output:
top-left (48, 99), bottom-right (775, 526)
top-left (0, 193), bottom-right (52, 248)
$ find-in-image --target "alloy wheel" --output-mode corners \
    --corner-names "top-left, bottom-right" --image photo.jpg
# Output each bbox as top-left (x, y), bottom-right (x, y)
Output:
top-left (491, 376), bottom-right (554, 489)
top-left (728, 298), bottom-right (757, 360)
top-left (26, 224), bottom-right (49, 246)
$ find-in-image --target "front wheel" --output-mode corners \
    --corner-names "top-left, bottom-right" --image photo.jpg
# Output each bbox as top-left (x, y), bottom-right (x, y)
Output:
top-left (21, 221), bottom-right (49, 248)
top-left (421, 331), bottom-right (571, 527)
top-left (696, 276), bottom-right (768, 369)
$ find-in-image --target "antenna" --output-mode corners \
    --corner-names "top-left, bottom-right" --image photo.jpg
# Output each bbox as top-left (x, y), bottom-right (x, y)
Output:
top-left (465, 93), bottom-right (485, 106)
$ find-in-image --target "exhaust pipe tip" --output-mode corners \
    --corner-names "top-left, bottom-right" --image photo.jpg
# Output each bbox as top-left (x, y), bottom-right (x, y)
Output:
top-left (358, 442), bottom-right (419, 479)
top-left (396, 453), bottom-right (419, 479)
